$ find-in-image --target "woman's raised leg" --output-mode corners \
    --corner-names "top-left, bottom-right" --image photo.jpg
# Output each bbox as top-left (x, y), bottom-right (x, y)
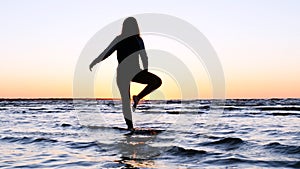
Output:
top-left (131, 70), bottom-right (162, 108)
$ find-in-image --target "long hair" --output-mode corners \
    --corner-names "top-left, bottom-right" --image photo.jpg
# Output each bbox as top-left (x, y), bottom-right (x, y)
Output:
top-left (121, 17), bottom-right (140, 37)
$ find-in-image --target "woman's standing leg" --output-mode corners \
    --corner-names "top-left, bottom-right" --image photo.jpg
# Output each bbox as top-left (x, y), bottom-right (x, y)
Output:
top-left (117, 75), bottom-right (133, 130)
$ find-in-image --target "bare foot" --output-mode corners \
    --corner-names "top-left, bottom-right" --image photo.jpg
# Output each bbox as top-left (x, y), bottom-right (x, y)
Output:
top-left (132, 95), bottom-right (140, 110)
top-left (128, 127), bottom-right (135, 131)
top-left (125, 118), bottom-right (134, 130)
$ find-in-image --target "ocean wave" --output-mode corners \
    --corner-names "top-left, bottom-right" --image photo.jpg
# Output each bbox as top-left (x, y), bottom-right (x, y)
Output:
top-left (67, 141), bottom-right (99, 149)
top-left (60, 123), bottom-right (72, 127)
top-left (203, 158), bottom-right (300, 168)
top-left (256, 106), bottom-right (300, 111)
top-left (264, 142), bottom-right (300, 155)
top-left (1, 136), bottom-right (58, 144)
top-left (203, 137), bottom-right (244, 146)
top-left (166, 146), bottom-right (208, 156)
top-left (199, 137), bottom-right (245, 151)
top-left (269, 112), bottom-right (300, 116)
top-left (223, 106), bottom-right (245, 111)
top-left (28, 107), bottom-right (48, 111)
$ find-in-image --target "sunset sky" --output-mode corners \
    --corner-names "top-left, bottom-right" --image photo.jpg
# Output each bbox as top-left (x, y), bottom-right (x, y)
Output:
top-left (1, 0), bottom-right (299, 99)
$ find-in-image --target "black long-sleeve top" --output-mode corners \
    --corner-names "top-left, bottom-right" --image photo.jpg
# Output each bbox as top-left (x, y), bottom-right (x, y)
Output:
top-left (92, 35), bottom-right (148, 70)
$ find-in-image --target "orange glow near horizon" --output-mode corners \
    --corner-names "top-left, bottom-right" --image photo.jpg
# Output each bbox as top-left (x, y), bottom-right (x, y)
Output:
top-left (1, 46), bottom-right (300, 99)
top-left (2, 71), bottom-right (299, 99)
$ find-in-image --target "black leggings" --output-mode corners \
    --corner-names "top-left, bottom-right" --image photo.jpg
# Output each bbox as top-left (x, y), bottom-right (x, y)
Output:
top-left (131, 70), bottom-right (162, 99)
top-left (116, 69), bottom-right (161, 127)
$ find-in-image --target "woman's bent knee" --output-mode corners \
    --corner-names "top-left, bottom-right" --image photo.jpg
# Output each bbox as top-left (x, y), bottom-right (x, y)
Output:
top-left (154, 77), bottom-right (162, 88)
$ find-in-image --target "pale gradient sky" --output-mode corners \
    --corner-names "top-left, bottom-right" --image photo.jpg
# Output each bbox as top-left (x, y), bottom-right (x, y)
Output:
top-left (0, 0), bottom-right (299, 98)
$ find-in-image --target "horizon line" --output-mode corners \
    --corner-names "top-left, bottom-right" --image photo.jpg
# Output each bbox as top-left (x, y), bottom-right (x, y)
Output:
top-left (0, 97), bottom-right (299, 100)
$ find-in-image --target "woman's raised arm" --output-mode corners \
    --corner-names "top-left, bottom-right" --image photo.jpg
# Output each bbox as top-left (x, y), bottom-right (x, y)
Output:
top-left (89, 36), bottom-right (120, 71)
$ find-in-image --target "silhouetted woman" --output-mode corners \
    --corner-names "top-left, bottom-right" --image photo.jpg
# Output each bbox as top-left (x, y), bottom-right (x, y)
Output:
top-left (89, 17), bottom-right (162, 130)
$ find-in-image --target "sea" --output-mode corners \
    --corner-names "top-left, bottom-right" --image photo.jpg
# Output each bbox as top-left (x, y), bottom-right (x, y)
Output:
top-left (0, 99), bottom-right (299, 169)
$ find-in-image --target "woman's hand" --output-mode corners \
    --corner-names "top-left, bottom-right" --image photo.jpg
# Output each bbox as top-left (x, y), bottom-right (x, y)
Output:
top-left (89, 63), bottom-right (94, 72)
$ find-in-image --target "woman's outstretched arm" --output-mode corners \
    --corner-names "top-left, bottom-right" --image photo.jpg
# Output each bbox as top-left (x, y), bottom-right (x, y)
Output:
top-left (89, 36), bottom-right (119, 71)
